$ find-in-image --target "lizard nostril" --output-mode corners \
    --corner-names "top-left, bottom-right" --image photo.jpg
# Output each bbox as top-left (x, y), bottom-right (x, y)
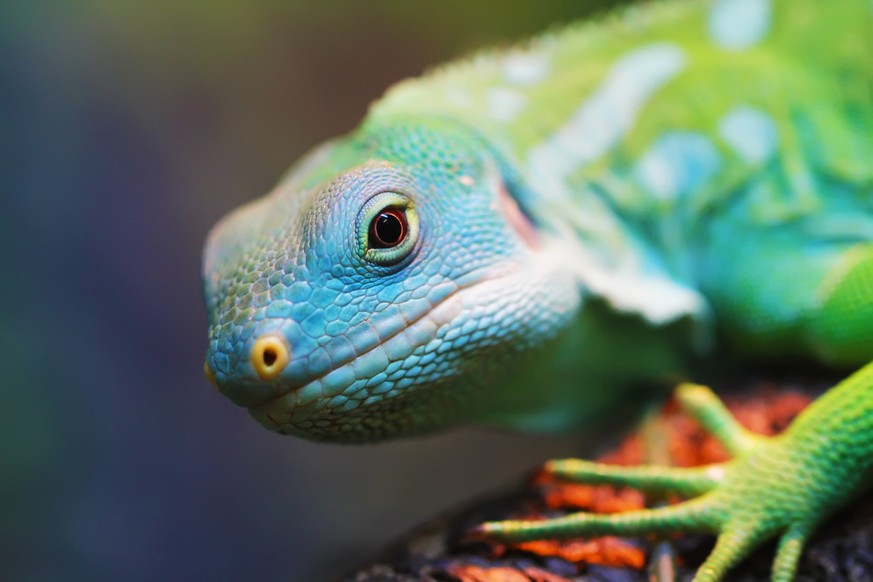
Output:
top-left (251, 334), bottom-right (290, 380)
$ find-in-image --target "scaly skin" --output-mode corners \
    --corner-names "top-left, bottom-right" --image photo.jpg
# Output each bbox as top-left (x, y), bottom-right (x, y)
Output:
top-left (202, 0), bottom-right (873, 579)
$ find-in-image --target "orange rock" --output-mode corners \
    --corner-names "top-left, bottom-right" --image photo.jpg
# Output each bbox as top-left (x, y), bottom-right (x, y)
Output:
top-left (514, 537), bottom-right (645, 568)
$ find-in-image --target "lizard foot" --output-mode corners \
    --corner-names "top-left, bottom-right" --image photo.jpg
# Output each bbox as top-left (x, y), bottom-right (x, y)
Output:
top-left (473, 383), bottom-right (842, 582)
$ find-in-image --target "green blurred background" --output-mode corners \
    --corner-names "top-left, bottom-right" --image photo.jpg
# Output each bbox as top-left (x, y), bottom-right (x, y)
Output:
top-left (2, 1), bottom-right (621, 579)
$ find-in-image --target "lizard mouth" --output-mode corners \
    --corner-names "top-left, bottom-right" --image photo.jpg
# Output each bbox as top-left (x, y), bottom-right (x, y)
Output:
top-left (247, 267), bottom-right (509, 427)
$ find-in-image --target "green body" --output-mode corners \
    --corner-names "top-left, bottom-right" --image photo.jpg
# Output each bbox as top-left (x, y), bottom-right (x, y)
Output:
top-left (203, 1), bottom-right (873, 579)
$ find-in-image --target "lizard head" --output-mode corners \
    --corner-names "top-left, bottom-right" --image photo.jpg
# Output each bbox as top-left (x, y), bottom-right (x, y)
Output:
top-left (202, 117), bottom-right (580, 442)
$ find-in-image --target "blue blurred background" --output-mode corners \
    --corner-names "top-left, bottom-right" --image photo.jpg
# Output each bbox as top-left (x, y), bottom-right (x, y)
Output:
top-left (2, 2), bottom-right (618, 579)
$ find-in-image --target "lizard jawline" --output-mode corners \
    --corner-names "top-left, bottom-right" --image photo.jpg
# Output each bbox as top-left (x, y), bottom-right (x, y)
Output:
top-left (249, 269), bottom-right (509, 423)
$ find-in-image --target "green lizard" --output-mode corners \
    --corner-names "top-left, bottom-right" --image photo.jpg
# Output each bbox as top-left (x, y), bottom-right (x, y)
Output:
top-left (201, 0), bottom-right (873, 579)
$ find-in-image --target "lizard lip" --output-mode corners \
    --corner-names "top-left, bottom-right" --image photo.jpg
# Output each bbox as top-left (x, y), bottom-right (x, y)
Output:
top-left (247, 268), bottom-right (502, 412)
top-left (247, 266), bottom-right (516, 423)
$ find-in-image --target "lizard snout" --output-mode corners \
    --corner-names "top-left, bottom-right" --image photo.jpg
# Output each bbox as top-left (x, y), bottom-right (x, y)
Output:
top-left (203, 330), bottom-right (293, 407)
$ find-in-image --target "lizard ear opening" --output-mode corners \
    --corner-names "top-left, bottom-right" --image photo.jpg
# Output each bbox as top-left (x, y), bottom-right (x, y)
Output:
top-left (496, 177), bottom-right (540, 249)
top-left (486, 148), bottom-right (541, 248)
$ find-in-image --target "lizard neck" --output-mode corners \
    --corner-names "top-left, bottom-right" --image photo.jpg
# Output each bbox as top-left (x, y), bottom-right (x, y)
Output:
top-left (369, 0), bottom-right (871, 332)
top-left (367, 0), bottom-right (713, 329)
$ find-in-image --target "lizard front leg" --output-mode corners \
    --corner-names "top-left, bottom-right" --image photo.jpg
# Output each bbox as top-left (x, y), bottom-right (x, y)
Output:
top-left (476, 372), bottom-right (873, 581)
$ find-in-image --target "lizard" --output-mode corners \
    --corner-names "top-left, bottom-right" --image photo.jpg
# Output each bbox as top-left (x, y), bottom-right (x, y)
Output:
top-left (201, 0), bottom-right (873, 580)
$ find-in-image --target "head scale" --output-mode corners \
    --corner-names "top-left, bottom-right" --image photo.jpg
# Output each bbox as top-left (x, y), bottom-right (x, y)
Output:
top-left (203, 117), bottom-right (578, 442)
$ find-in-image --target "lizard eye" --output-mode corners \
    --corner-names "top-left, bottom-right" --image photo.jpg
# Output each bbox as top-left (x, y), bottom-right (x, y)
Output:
top-left (357, 191), bottom-right (419, 266)
top-left (369, 207), bottom-right (407, 248)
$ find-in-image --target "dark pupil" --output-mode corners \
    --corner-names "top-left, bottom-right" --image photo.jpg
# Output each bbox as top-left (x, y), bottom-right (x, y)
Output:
top-left (370, 208), bottom-right (406, 248)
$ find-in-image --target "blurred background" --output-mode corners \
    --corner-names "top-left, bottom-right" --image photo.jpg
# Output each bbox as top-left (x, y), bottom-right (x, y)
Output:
top-left (2, 1), bottom-right (622, 580)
